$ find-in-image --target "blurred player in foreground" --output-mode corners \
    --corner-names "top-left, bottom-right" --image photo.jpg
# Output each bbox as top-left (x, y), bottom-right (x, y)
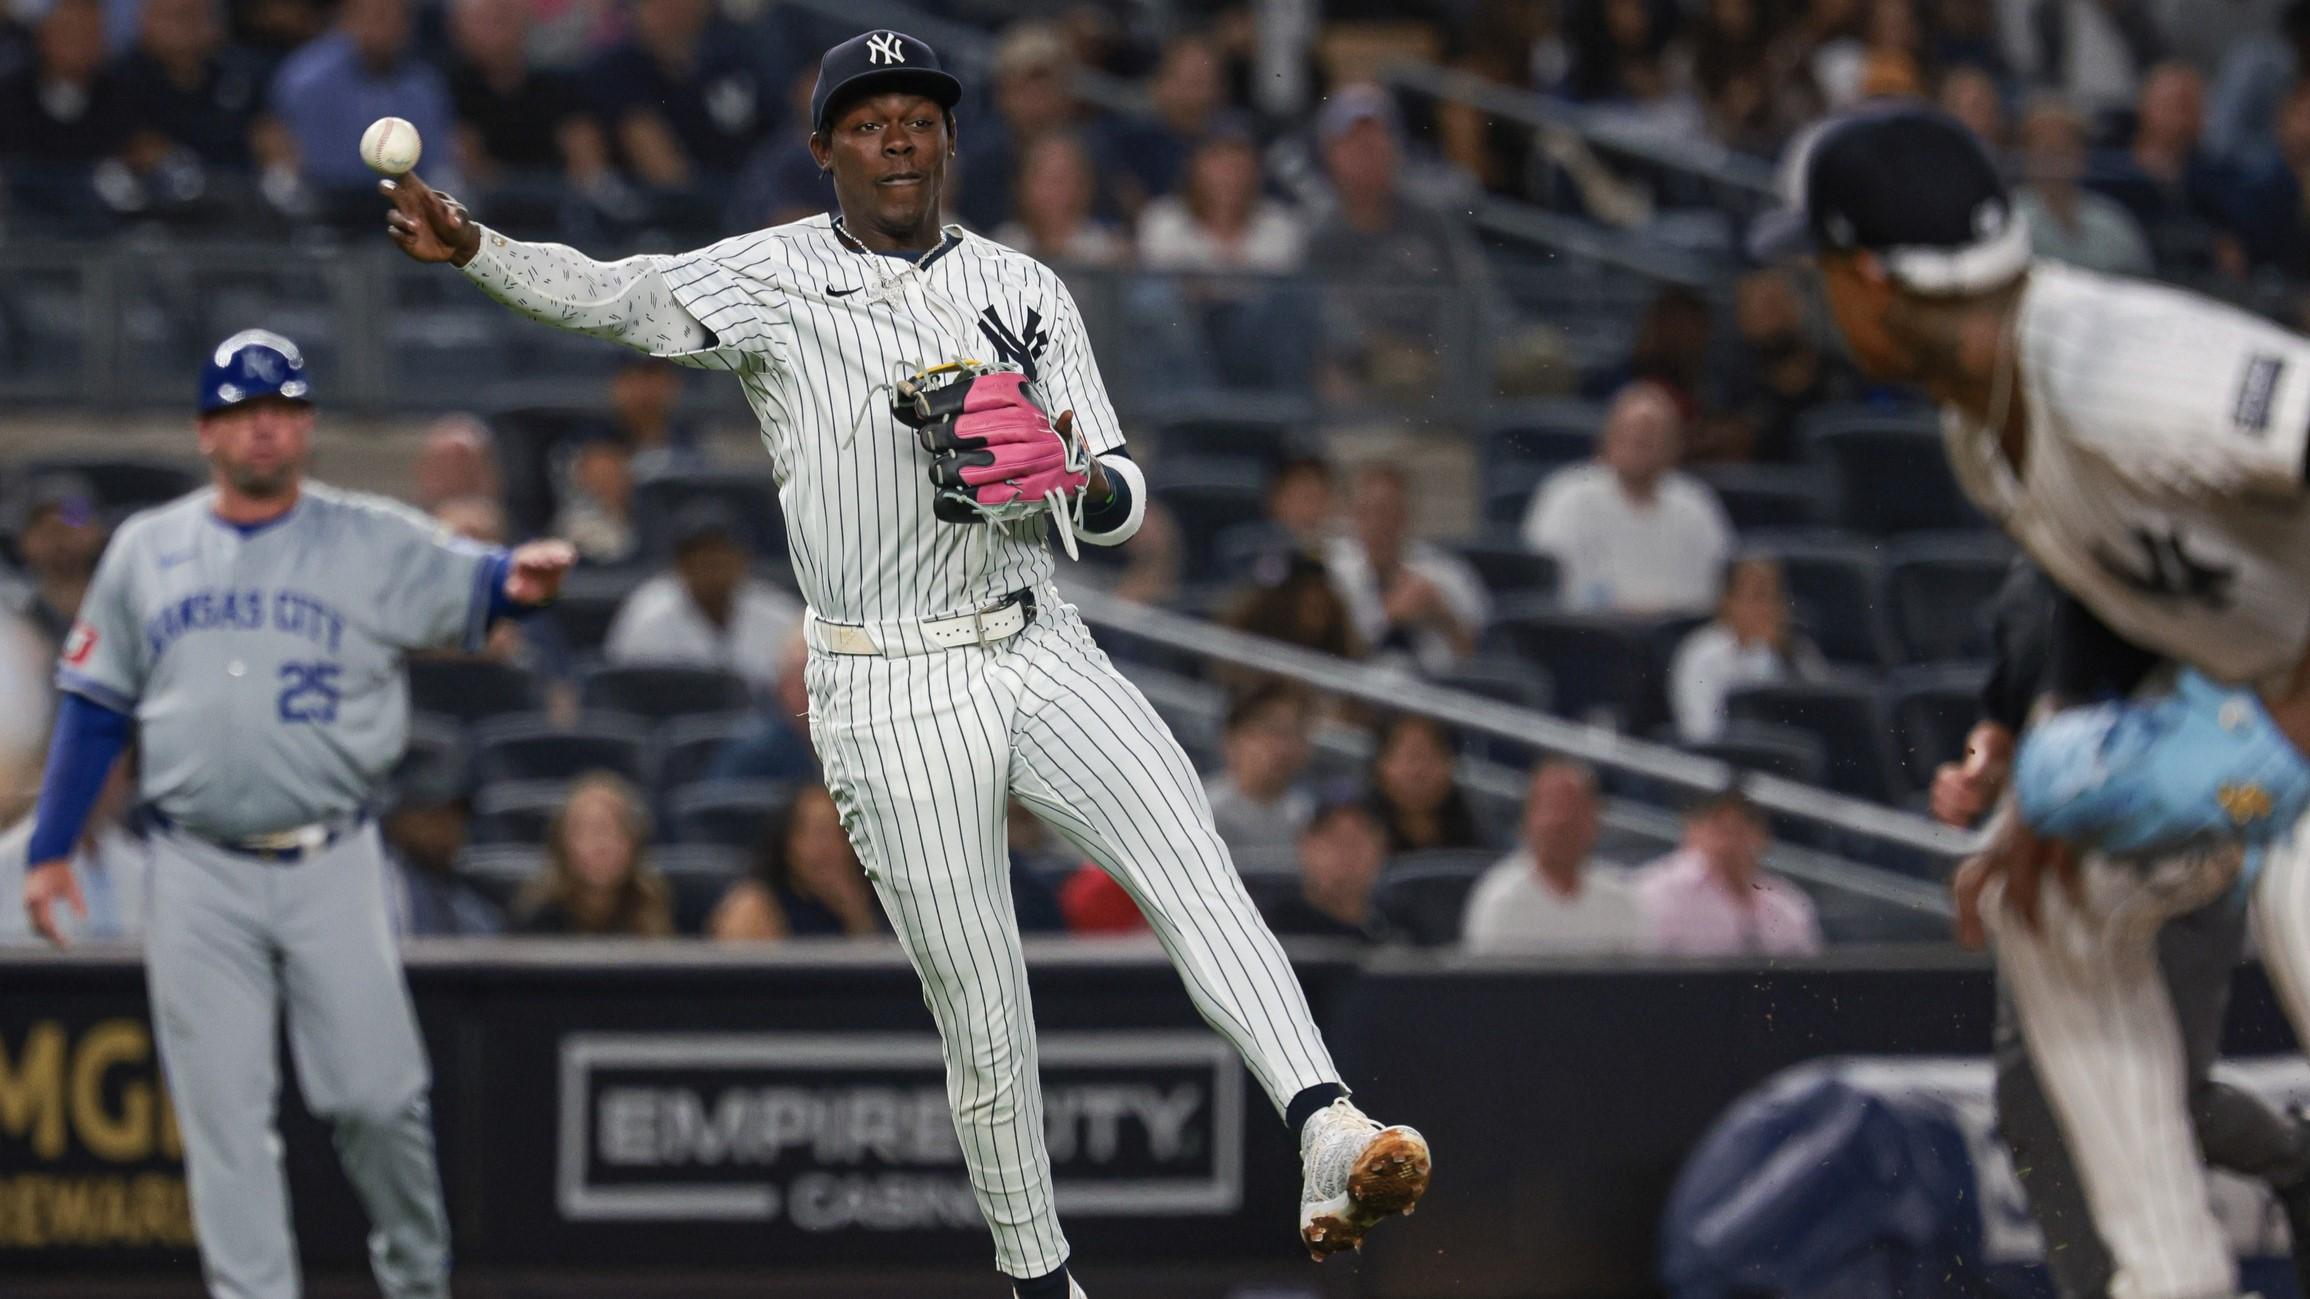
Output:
top-left (20, 331), bottom-right (574, 1298)
top-left (379, 28), bottom-right (1427, 1299)
top-left (1758, 104), bottom-right (2310, 1299)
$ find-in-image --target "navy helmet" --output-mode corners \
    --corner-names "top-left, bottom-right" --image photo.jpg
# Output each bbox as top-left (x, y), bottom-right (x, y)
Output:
top-left (200, 329), bottom-right (312, 414)
top-left (809, 29), bottom-right (962, 134)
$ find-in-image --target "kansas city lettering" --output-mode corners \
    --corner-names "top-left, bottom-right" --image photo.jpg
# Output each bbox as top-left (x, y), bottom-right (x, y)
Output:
top-left (144, 588), bottom-right (347, 660)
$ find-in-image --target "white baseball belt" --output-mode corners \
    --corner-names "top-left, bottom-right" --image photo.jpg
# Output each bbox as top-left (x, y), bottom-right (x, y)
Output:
top-left (807, 588), bottom-right (1039, 658)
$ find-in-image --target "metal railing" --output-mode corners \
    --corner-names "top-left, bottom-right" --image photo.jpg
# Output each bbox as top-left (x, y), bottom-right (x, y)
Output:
top-left (1065, 583), bottom-right (1976, 882)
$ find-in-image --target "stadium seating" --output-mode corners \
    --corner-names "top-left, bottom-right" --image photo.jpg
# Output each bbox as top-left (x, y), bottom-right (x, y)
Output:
top-left (579, 664), bottom-right (753, 721)
top-left (1450, 535), bottom-right (1560, 601)
top-left (546, 567), bottom-right (643, 655)
top-left (1149, 393), bottom-right (1319, 467)
top-left (1685, 721), bottom-right (1829, 786)
top-left (1725, 678), bottom-right (1899, 803)
top-left (1147, 459), bottom-right (1271, 585)
top-left (654, 844), bottom-right (750, 934)
top-left (1805, 408), bottom-right (1984, 535)
top-left (632, 468), bottom-right (787, 567)
top-left (1753, 534), bottom-right (1893, 668)
top-left (667, 779), bottom-right (793, 849)
top-left (655, 715), bottom-right (755, 796)
top-left (1885, 535), bottom-right (2012, 664)
top-left (16, 456), bottom-right (202, 515)
top-left (485, 405), bottom-right (595, 538)
top-left (1691, 464), bottom-right (1830, 532)
top-left (1885, 663), bottom-right (1991, 797)
top-left (1490, 606), bottom-right (1673, 732)
top-left (455, 845), bottom-right (540, 907)
top-left (471, 780), bottom-right (571, 846)
top-left (406, 657), bottom-right (541, 725)
top-left (1374, 856), bottom-right (1494, 946)
top-left (472, 713), bottom-right (654, 786)
top-left (1483, 465), bottom-right (1548, 529)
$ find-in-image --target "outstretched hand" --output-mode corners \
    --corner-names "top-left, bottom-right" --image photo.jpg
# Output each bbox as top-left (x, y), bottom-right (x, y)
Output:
top-left (382, 172), bottom-right (481, 267)
top-left (23, 860), bottom-right (84, 949)
top-left (504, 540), bottom-right (577, 606)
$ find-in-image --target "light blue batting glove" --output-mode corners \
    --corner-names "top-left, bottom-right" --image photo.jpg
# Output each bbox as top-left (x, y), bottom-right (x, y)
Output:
top-left (2013, 668), bottom-right (2310, 861)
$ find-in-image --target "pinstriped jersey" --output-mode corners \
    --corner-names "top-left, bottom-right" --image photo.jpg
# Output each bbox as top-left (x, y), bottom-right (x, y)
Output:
top-left (636, 214), bottom-right (1124, 625)
top-left (1943, 261), bottom-right (2310, 685)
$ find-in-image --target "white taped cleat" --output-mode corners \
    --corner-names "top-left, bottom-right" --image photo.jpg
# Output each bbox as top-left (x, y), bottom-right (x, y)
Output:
top-left (1298, 1098), bottom-right (1432, 1261)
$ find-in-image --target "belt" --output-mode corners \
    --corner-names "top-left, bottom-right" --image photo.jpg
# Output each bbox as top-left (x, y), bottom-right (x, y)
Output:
top-left (808, 588), bottom-right (1040, 658)
top-left (151, 810), bottom-right (369, 863)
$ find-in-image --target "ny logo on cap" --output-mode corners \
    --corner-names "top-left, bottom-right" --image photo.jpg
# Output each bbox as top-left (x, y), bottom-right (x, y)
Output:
top-left (866, 31), bottom-right (905, 65)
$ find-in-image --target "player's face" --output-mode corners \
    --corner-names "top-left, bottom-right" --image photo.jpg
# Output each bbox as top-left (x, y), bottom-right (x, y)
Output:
top-left (1818, 252), bottom-right (1914, 381)
top-left (813, 92), bottom-right (953, 243)
top-left (198, 397), bottom-right (313, 500)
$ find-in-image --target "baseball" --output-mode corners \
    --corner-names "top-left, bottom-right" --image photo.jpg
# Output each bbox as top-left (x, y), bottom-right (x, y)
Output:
top-left (360, 116), bottom-right (422, 176)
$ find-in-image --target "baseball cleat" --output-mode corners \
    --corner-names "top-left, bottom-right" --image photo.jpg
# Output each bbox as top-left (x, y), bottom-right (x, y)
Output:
top-left (1298, 1098), bottom-right (1431, 1260)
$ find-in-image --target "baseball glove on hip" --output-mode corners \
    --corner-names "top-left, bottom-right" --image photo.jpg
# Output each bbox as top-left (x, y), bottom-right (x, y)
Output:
top-left (892, 360), bottom-right (1092, 557)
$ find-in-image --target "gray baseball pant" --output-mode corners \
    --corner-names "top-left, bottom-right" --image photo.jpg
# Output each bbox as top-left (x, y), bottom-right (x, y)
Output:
top-left (145, 822), bottom-right (450, 1299)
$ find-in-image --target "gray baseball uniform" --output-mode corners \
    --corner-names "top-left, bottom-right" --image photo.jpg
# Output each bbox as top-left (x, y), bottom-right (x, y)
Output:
top-left (61, 482), bottom-right (498, 1299)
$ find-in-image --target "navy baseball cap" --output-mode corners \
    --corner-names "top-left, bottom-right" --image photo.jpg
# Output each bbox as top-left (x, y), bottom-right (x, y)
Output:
top-left (809, 29), bottom-right (963, 134)
top-left (1749, 105), bottom-right (2031, 295)
top-left (200, 328), bottom-right (311, 413)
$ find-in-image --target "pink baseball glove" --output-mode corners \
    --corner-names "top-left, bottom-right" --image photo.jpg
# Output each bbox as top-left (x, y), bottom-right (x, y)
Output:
top-left (893, 362), bottom-right (1091, 551)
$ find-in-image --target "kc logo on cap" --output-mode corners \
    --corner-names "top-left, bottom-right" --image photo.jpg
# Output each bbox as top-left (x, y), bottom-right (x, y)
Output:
top-left (866, 31), bottom-right (906, 64)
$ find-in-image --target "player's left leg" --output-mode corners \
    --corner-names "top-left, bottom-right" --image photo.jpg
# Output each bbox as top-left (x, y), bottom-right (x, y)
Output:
top-left (1003, 601), bottom-right (1430, 1256)
top-left (273, 826), bottom-right (450, 1299)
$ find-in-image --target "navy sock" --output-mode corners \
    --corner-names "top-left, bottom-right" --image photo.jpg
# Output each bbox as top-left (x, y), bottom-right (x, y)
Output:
top-left (1008, 1262), bottom-right (1071, 1298)
top-left (1285, 1082), bottom-right (1349, 1137)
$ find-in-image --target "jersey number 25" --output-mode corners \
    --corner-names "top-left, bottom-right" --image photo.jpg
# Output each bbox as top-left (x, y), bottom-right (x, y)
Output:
top-left (278, 661), bottom-right (343, 724)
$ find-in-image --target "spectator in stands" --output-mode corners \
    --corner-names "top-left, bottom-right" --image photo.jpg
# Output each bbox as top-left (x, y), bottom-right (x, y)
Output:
top-left (1565, 0), bottom-right (1680, 107)
top-left (709, 784), bottom-right (884, 940)
top-left (0, 755), bottom-right (147, 944)
top-left (383, 755), bottom-right (501, 937)
top-left (727, 64), bottom-right (828, 229)
top-left (412, 415), bottom-right (502, 513)
top-left (1059, 865), bottom-right (1148, 933)
top-left (551, 433), bottom-right (638, 567)
top-left (1137, 124), bottom-right (1305, 273)
top-left (1461, 759), bottom-right (1642, 956)
top-left (431, 493), bottom-right (507, 546)
top-left (1938, 63), bottom-right (2008, 151)
top-left (431, 492), bottom-right (576, 720)
top-left (1634, 786), bottom-right (1820, 957)
top-left (957, 22), bottom-right (1087, 232)
top-left (1111, 32), bottom-right (1229, 212)
top-left (266, 0), bottom-right (456, 211)
top-left (1706, 268), bottom-right (1859, 463)
top-left (2092, 61), bottom-right (2245, 277)
top-left (1325, 463), bottom-right (1489, 674)
top-left (991, 130), bottom-right (1128, 266)
top-left (1305, 84), bottom-right (1486, 400)
top-left (2027, 0), bottom-right (2172, 120)
top-left (2219, 79), bottom-right (2310, 276)
top-left (1217, 550), bottom-right (1363, 694)
top-left (586, 0), bottom-right (760, 201)
top-left (1203, 683), bottom-right (1317, 870)
top-left (117, 0), bottom-right (266, 177)
top-left (1522, 382), bottom-right (1734, 615)
top-left (604, 502), bottom-right (800, 691)
top-left (2206, 0), bottom-right (2310, 162)
top-left (512, 772), bottom-right (675, 936)
top-left (0, 0), bottom-right (130, 170)
top-left (445, 0), bottom-right (609, 201)
top-left (1259, 797), bottom-right (1392, 942)
top-left (1264, 456), bottom-right (1335, 556)
top-left (707, 631), bottom-right (816, 784)
top-left (1669, 556), bottom-right (1827, 743)
top-left (2015, 94), bottom-right (2157, 276)
top-left (1364, 713), bottom-right (1483, 854)
top-left (1596, 285), bottom-right (1717, 421)
top-left (594, 354), bottom-right (702, 476)
top-left (9, 473), bottom-right (107, 651)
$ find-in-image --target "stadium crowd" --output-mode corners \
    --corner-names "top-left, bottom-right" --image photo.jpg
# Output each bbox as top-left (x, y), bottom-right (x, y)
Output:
top-left (9, 0), bottom-right (2310, 955)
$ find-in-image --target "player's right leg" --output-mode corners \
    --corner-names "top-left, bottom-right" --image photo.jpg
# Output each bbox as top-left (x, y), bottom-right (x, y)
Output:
top-left (274, 827), bottom-right (448, 1299)
top-left (807, 645), bottom-right (1073, 1291)
top-left (1988, 856), bottom-right (2235, 1299)
top-left (145, 830), bottom-right (300, 1299)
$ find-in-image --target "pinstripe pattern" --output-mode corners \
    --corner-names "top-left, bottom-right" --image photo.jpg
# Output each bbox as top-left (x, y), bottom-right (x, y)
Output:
top-left (1988, 846), bottom-right (2236, 1299)
top-left (806, 594), bottom-right (1339, 1278)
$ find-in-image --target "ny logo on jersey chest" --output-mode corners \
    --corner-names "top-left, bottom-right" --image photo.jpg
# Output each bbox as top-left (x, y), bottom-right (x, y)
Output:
top-left (2090, 526), bottom-right (2238, 611)
top-left (978, 305), bottom-right (1049, 379)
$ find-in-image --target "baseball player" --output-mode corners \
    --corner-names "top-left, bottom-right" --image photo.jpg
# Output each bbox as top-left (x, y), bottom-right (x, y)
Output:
top-left (1936, 561), bottom-right (2310, 1299)
top-left (1755, 104), bottom-right (2310, 1299)
top-left (380, 29), bottom-right (1428, 1299)
top-left (18, 330), bottom-right (576, 1299)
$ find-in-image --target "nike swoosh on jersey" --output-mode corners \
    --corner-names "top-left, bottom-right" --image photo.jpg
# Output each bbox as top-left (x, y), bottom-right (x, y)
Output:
top-left (827, 285), bottom-right (863, 298)
top-left (157, 550), bottom-right (195, 569)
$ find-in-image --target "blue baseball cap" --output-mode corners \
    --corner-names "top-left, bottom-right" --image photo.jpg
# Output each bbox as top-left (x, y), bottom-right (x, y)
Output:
top-left (1749, 104), bottom-right (2030, 295)
top-left (809, 29), bottom-right (962, 134)
top-left (200, 329), bottom-right (312, 414)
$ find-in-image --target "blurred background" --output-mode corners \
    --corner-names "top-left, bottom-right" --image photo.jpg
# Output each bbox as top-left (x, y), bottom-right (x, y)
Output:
top-left (6, 0), bottom-right (2310, 1296)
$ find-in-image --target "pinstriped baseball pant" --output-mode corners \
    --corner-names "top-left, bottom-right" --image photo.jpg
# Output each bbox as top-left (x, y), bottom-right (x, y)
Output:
top-left (805, 595), bottom-right (1342, 1280)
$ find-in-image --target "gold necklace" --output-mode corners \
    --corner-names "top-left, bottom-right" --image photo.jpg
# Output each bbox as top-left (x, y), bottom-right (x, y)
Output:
top-left (831, 216), bottom-right (949, 271)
